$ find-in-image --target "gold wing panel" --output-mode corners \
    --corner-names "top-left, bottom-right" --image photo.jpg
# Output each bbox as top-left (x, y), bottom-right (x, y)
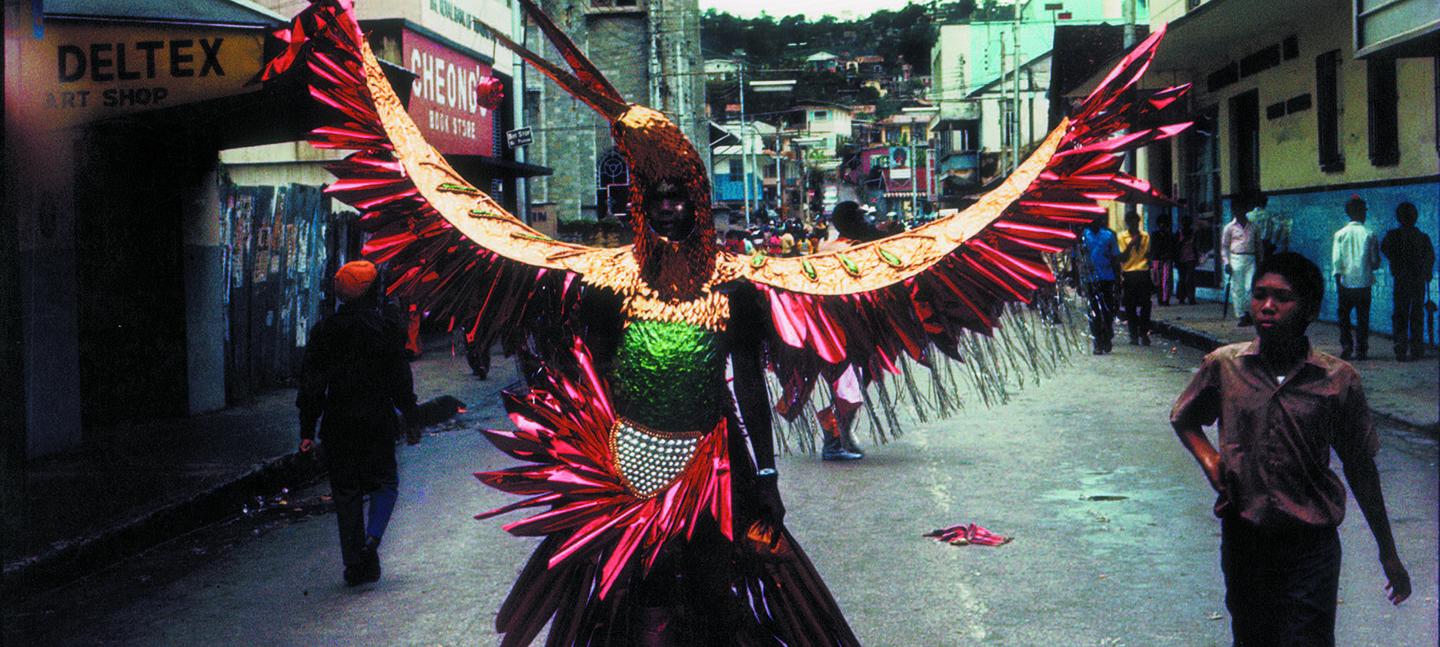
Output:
top-left (732, 119), bottom-right (1068, 296)
top-left (358, 43), bottom-right (609, 276)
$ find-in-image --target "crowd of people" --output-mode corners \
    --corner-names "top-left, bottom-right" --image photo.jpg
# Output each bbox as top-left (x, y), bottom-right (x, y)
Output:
top-left (720, 208), bottom-right (909, 259)
top-left (1080, 193), bottom-right (1433, 361)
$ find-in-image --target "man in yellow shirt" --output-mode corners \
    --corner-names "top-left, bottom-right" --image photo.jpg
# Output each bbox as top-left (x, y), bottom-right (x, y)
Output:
top-left (1117, 211), bottom-right (1153, 346)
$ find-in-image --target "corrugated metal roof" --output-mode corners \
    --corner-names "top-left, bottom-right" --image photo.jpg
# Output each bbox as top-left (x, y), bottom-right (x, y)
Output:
top-left (46, 0), bottom-right (284, 27)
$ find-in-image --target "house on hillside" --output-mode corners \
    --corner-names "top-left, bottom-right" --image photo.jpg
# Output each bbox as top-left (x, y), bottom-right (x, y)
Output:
top-left (851, 112), bottom-right (936, 218)
top-left (806, 51), bottom-right (840, 73)
top-left (704, 57), bottom-right (741, 81)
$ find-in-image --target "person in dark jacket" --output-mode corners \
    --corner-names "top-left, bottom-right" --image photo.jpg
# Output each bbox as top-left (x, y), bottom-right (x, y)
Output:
top-left (298, 260), bottom-right (420, 586)
top-left (1149, 212), bottom-right (1178, 306)
top-left (1380, 202), bottom-right (1435, 361)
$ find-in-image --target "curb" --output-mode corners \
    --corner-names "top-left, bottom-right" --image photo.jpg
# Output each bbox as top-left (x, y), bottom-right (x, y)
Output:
top-left (1151, 319), bottom-right (1440, 437)
top-left (2, 452), bottom-right (324, 599)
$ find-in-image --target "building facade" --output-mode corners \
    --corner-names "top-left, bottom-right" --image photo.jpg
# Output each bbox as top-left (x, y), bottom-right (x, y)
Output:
top-left (525, 0), bottom-right (707, 223)
top-left (1136, 0), bottom-right (1438, 333)
top-left (929, 1), bottom-right (1139, 197)
top-left (7, 0), bottom-right (300, 458)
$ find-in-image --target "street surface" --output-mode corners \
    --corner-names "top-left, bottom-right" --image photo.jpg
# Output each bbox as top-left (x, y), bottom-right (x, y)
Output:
top-left (7, 342), bottom-right (1436, 646)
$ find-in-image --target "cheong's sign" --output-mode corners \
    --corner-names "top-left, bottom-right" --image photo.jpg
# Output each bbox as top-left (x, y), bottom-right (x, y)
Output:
top-left (16, 22), bottom-right (265, 128)
top-left (400, 27), bottom-right (496, 156)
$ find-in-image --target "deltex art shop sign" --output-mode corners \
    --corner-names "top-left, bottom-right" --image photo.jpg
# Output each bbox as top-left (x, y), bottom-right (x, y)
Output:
top-left (402, 28), bottom-right (496, 156)
top-left (16, 22), bottom-right (266, 129)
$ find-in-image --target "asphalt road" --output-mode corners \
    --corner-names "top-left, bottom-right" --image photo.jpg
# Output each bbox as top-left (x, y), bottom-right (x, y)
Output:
top-left (7, 342), bottom-right (1436, 646)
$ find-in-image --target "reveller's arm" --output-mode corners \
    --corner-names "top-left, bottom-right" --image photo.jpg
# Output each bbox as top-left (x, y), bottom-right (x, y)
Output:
top-left (728, 283), bottom-right (784, 525)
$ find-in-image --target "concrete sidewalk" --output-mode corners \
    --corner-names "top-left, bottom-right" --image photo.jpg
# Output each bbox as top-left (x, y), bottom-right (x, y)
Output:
top-left (3, 339), bottom-right (514, 598)
top-left (1148, 302), bottom-right (1438, 433)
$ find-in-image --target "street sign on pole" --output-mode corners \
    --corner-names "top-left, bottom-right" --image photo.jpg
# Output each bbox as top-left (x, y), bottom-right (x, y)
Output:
top-left (505, 127), bottom-right (533, 149)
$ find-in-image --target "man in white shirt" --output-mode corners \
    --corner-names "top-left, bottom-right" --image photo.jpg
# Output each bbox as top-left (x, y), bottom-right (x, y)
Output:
top-left (1221, 204), bottom-right (1259, 325)
top-left (1331, 196), bottom-right (1383, 360)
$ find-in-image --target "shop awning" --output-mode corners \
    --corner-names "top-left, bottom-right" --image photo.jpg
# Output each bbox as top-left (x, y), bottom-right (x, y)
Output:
top-left (448, 155), bottom-right (553, 179)
top-left (82, 58), bottom-right (416, 150)
top-left (45, 0), bottom-right (283, 27)
top-left (1062, 0), bottom-right (1317, 99)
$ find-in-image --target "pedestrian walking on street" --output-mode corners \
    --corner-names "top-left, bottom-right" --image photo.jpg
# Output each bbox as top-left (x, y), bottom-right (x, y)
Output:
top-left (1171, 252), bottom-right (1411, 647)
top-left (1332, 195), bottom-right (1382, 360)
top-left (1221, 200), bottom-right (1259, 325)
top-left (1176, 212), bottom-right (1199, 305)
top-left (1118, 211), bottom-right (1153, 345)
top-left (1149, 212), bottom-right (1177, 306)
top-left (1380, 202), bottom-right (1434, 361)
top-left (1082, 219), bottom-right (1121, 354)
top-left (298, 260), bottom-right (420, 587)
top-left (1249, 193), bottom-right (1290, 260)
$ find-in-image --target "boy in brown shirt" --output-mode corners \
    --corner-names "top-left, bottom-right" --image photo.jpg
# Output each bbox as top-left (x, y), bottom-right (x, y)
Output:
top-left (1170, 252), bottom-right (1410, 646)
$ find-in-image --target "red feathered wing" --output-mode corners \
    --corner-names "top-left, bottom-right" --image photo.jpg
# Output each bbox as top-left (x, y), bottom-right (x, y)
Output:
top-left (260, 0), bottom-right (609, 353)
top-left (733, 29), bottom-right (1192, 422)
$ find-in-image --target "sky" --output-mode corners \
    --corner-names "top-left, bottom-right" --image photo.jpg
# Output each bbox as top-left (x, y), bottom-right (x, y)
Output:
top-left (697, 0), bottom-right (921, 21)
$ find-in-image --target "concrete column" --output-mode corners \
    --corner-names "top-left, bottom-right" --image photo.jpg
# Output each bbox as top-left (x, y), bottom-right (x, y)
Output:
top-left (182, 160), bottom-right (228, 415)
top-left (3, 0), bottom-right (32, 527)
top-left (14, 129), bottom-right (84, 457)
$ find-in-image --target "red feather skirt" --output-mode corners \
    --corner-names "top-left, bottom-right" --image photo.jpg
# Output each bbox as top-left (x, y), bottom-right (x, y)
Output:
top-left (475, 338), bottom-right (859, 646)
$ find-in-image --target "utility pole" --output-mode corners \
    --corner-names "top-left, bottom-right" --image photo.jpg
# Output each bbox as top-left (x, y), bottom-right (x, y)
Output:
top-left (735, 53), bottom-right (752, 225)
top-left (1122, 0), bottom-right (1137, 178)
top-left (1012, 0), bottom-right (1030, 173)
top-left (998, 39), bottom-right (1008, 175)
top-left (909, 127), bottom-right (918, 219)
top-left (775, 152), bottom-right (783, 217)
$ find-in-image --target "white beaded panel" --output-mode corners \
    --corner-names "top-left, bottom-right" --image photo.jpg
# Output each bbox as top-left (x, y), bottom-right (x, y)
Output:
top-left (612, 421), bottom-right (701, 499)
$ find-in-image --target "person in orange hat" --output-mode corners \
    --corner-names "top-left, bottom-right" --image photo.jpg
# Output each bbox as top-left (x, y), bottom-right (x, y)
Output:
top-left (298, 260), bottom-right (420, 586)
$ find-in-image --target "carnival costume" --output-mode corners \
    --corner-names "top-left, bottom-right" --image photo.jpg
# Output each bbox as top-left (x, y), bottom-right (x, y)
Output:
top-left (262, 2), bottom-right (1190, 643)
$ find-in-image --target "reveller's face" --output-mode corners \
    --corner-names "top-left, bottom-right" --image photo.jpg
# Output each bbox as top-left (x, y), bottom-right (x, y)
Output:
top-left (1250, 272), bottom-right (1312, 341)
top-left (645, 184), bottom-right (695, 241)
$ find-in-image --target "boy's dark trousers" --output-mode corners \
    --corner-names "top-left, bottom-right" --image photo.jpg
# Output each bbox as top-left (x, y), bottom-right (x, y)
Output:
top-left (1221, 517), bottom-right (1341, 647)
top-left (1336, 286), bottom-right (1372, 357)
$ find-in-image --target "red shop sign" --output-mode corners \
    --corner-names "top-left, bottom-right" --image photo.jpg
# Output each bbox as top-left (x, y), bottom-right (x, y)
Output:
top-left (403, 28), bottom-right (495, 156)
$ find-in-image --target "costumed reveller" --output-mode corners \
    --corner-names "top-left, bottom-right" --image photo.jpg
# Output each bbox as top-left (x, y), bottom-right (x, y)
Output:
top-left (298, 260), bottom-right (420, 586)
top-left (261, 2), bottom-right (1190, 642)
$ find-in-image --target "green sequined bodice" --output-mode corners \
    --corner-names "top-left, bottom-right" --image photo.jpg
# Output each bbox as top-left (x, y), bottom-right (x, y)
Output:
top-left (610, 319), bottom-right (726, 432)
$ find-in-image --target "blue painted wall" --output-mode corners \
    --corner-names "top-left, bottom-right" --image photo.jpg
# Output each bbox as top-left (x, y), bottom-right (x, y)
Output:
top-left (713, 173), bottom-right (762, 203)
top-left (1219, 181), bottom-right (1439, 338)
